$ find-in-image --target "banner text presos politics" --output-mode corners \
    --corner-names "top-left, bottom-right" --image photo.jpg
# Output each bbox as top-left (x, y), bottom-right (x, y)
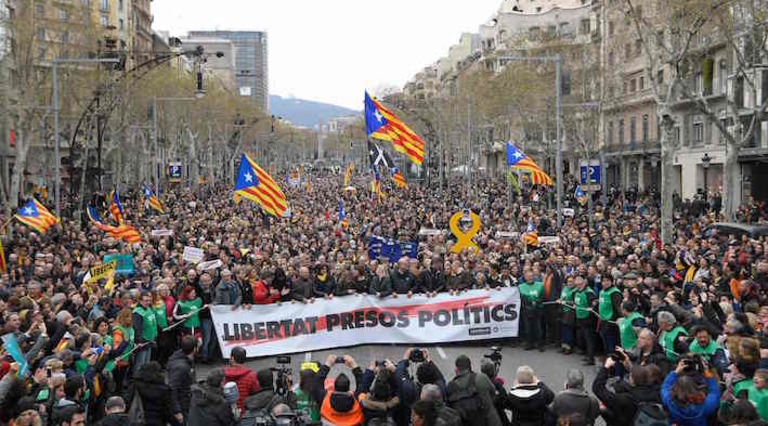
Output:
top-left (221, 303), bottom-right (518, 342)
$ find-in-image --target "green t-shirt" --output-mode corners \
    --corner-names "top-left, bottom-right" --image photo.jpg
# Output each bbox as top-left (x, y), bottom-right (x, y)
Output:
top-left (598, 287), bottom-right (620, 321)
top-left (618, 312), bottom-right (643, 350)
top-left (153, 302), bottom-right (168, 329)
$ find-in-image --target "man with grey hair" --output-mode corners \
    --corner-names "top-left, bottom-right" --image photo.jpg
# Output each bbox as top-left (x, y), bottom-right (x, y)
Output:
top-left (506, 365), bottom-right (554, 425)
top-left (551, 369), bottom-right (599, 425)
top-left (97, 396), bottom-right (128, 426)
top-left (624, 328), bottom-right (671, 377)
top-left (420, 384), bottom-right (462, 426)
top-left (658, 311), bottom-right (687, 362)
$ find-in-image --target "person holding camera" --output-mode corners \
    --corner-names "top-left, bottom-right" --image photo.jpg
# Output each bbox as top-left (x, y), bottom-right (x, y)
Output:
top-left (317, 354), bottom-right (364, 425)
top-left (592, 357), bottom-right (663, 425)
top-left (504, 365), bottom-right (553, 426)
top-left (660, 357), bottom-right (720, 426)
top-left (358, 360), bottom-right (401, 425)
top-left (242, 368), bottom-right (297, 418)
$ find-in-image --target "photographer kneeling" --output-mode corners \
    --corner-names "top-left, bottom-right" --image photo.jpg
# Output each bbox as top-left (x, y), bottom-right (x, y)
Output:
top-left (661, 355), bottom-right (720, 426)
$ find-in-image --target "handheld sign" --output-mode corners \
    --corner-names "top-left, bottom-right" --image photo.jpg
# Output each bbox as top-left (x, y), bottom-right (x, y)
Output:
top-left (182, 246), bottom-right (204, 264)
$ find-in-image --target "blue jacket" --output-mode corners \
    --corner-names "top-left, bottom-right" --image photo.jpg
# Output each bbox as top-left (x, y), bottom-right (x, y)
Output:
top-left (661, 372), bottom-right (720, 426)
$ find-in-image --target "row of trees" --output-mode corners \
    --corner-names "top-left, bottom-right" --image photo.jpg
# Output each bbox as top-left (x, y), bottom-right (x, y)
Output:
top-left (1, 1), bottom-right (316, 221)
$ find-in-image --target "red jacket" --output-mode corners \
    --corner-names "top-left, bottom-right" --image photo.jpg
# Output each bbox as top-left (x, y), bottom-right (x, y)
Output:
top-left (224, 365), bottom-right (259, 410)
top-left (251, 280), bottom-right (280, 304)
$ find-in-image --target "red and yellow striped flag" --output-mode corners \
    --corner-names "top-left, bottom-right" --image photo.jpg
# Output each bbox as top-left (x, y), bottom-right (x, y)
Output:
top-left (365, 92), bottom-right (425, 165)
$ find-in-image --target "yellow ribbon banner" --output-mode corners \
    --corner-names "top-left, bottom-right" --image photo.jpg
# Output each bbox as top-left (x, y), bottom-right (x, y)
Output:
top-left (449, 211), bottom-right (481, 253)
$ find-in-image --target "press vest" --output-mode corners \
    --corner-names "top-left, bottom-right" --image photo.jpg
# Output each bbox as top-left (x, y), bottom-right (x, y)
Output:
top-left (519, 281), bottom-right (544, 305)
top-left (574, 287), bottom-right (595, 320)
top-left (114, 325), bottom-right (134, 362)
top-left (560, 286), bottom-right (575, 313)
top-left (177, 298), bottom-right (202, 328)
top-left (618, 312), bottom-right (643, 350)
top-left (660, 326), bottom-right (687, 361)
top-left (689, 339), bottom-right (720, 361)
top-left (598, 287), bottom-right (620, 321)
top-left (133, 306), bottom-right (158, 341)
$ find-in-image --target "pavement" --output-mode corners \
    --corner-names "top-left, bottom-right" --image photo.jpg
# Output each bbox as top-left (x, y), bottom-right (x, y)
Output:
top-left (195, 340), bottom-right (602, 396)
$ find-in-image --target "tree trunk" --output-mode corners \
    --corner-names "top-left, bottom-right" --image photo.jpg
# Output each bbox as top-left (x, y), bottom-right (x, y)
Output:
top-left (722, 139), bottom-right (740, 221)
top-left (9, 118), bottom-right (32, 208)
top-left (660, 114), bottom-right (677, 244)
top-left (75, 120), bottom-right (93, 227)
top-left (186, 128), bottom-right (199, 193)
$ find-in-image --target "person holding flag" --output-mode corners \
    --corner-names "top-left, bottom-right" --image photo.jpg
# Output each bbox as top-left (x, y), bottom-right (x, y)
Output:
top-left (575, 186), bottom-right (588, 206)
top-left (108, 189), bottom-right (124, 223)
top-left (505, 142), bottom-right (552, 186)
top-left (338, 199), bottom-right (348, 229)
top-left (143, 184), bottom-right (165, 214)
top-left (233, 153), bottom-right (287, 217)
top-left (14, 198), bottom-right (59, 234)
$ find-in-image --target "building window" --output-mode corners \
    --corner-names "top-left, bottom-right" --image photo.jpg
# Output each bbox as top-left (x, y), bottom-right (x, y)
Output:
top-left (36, 27), bottom-right (45, 41)
top-left (580, 19), bottom-right (590, 34)
top-left (119, 0), bottom-right (123, 10)
top-left (619, 119), bottom-right (625, 144)
top-left (58, 8), bottom-right (68, 21)
top-left (657, 69), bottom-right (664, 84)
top-left (608, 121), bottom-right (614, 145)
top-left (100, 14), bottom-right (109, 27)
top-left (719, 59), bottom-right (728, 94)
top-left (640, 76), bottom-right (645, 90)
top-left (630, 78), bottom-right (637, 93)
top-left (623, 81), bottom-right (628, 94)
top-left (82, 10), bottom-right (90, 24)
top-left (608, 20), bottom-right (615, 36)
top-left (635, 39), bottom-right (642, 57)
top-left (82, 0), bottom-right (90, 6)
top-left (35, 2), bottom-right (44, 18)
top-left (625, 43), bottom-right (631, 60)
top-left (118, 18), bottom-right (124, 30)
top-left (630, 117), bottom-right (637, 143)
top-left (693, 115), bottom-right (704, 144)
top-left (100, 0), bottom-right (109, 11)
top-left (61, 31), bottom-right (69, 44)
top-left (642, 114), bottom-right (649, 141)
top-left (609, 50), bottom-right (614, 65)
top-left (719, 109), bottom-right (727, 143)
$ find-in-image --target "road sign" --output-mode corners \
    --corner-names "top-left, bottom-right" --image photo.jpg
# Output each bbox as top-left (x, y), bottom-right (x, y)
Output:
top-left (580, 159), bottom-right (601, 188)
top-left (168, 162), bottom-right (182, 183)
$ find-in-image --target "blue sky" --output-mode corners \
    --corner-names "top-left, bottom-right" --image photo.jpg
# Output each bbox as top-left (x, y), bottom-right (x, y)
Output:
top-left (153, 0), bottom-right (501, 110)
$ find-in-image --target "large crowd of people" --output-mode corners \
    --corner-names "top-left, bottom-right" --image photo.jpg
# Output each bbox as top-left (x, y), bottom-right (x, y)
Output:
top-left (0, 168), bottom-right (767, 426)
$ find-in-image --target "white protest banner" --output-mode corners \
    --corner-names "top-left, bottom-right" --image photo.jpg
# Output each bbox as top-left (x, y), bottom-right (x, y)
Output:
top-left (495, 231), bottom-right (520, 239)
top-left (211, 288), bottom-right (520, 358)
top-left (538, 236), bottom-right (560, 245)
top-left (197, 259), bottom-right (223, 271)
top-left (182, 246), bottom-right (204, 264)
top-left (418, 228), bottom-right (443, 236)
top-left (563, 208), bottom-right (575, 217)
top-left (151, 229), bottom-right (174, 237)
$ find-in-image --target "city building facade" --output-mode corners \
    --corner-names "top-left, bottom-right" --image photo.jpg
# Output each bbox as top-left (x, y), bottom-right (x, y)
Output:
top-left (188, 30), bottom-right (269, 111)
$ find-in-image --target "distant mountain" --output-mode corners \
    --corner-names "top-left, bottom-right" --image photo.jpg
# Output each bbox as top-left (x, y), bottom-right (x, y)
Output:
top-left (270, 95), bottom-right (359, 128)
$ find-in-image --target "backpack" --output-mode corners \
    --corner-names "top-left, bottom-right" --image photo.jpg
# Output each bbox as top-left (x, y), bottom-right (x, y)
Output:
top-left (436, 405), bottom-right (463, 426)
top-left (241, 394), bottom-right (282, 426)
top-left (127, 390), bottom-right (145, 426)
top-left (240, 408), bottom-right (275, 426)
top-left (446, 373), bottom-right (486, 426)
top-left (633, 402), bottom-right (668, 426)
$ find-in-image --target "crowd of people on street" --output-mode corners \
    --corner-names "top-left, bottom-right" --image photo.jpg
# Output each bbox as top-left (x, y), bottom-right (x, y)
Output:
top-left (0, 168), bottom-right (767, 426)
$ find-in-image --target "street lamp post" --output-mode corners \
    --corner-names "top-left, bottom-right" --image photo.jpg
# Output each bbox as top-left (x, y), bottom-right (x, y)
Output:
top-left (53, 57), bottom-right (119, 217)
top-left (495, 55), bottom-right (564, 226)
top-left (702, 153), bottom-right (711, 202)
top-left (153, 97), bottom-right (197, 194)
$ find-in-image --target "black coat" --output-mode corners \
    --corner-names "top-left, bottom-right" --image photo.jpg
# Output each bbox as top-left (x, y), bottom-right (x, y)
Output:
top-left (504, 382), bottom-right (554, 426)
top-left (591, 367), bottom-right (662, 426)
top-left (187, 383), bottom-right (237, 426)
top-left (166, 350), bottom-right (195, 414)
top-left (551, 389), bottom-right (600, 426)
top-left (95, 413), bottom-right (129, 426)
top-left (129, 375), bottom-right (180, 426)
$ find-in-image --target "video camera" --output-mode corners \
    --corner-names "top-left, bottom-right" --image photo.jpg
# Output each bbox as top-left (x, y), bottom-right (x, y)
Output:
top-left (484, 346), bottom-right (503, 369)
top-left (680, 354), bottom-right (706, 375)
top-left (409, 348), bottom-right (426, 363)
top-left (270, 355), bottom-right (293, 396)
